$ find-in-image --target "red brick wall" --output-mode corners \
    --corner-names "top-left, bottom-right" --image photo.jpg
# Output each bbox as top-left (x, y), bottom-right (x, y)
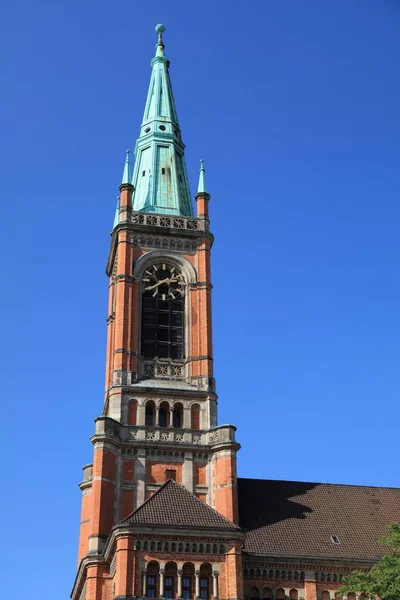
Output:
top-left (147, 462), bottom-right (182, 484)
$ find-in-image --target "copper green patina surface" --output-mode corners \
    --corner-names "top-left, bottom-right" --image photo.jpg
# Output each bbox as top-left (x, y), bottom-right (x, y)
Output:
top-left (197, 159), bottom-right (207, 194)
top-left (130, 24), bottom-right (194, 216)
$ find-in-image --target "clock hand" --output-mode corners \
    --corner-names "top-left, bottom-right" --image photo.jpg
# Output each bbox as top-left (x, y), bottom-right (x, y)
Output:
top-left (145, 277), bottom-right (169, 291)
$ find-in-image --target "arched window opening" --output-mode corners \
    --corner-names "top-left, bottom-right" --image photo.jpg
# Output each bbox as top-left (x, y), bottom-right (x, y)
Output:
top-left (173, 403), bottom-right (183, 428)
top-left (146, 561), bottom-right (159, 598)
top-left (244, 584), bottom-right (251, 600)
top-left (159, 401), bottom-right (169, 427)
top-left (250, 587), bottom-right (260, 600)
top-left (263, 588), bottom-right (273, 600)
top-left (183, 562), bottom-right (195, 600)
top-left (191, 404), bottom-right (200, 429)
top-left (322, 591), bottom-right (330, 600)
top-left (276, 589), bottom-right (286, 600)
top-left (145, 401), bottom-right (155, 426)
top-left (290, 590), bottom-right (298, 600)
top-left (165, 562), bottom-right (177, 599)
top-left (128, 400), bottom-right (137, 425)
top-left (347, 594), bottom-right (356, 600)
top-left (141, 263), bottom-right (185, 360)
top-left (200, 563), bottom-right (212, 600)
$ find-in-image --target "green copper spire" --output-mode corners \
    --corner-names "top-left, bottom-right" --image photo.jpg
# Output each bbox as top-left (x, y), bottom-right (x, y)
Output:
top-left (197, 159), bottom-right (207, 194)
top-left (122, 149), bottom-right (131, 184)
top-left (131, 25), bottom-right (194, 216)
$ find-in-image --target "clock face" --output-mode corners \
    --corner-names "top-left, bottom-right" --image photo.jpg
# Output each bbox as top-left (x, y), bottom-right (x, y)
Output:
top-left (142, 264), bottom-right (185, 300)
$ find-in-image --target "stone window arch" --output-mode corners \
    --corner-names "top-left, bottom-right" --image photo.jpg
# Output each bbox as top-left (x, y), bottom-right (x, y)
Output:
top-left (200, 563), bottom-right (212, 600)
top-left (290, 590), bottom-right (298, 600)
top-left (159, 401), bottom-right (169, 427)
top-left (182, 562), bottom-right (195, 600)
top-left (191, 403), bottom-right (200, 429)
top-left (134, 252), bottom-right (197, 365)
top-left (145, 400), bottom-right (156, 426)
top-left (146, 561), bottom-right (159, 598)
top-left (276, 589), bottom-right (286, 600)
top-left (127, 399), bottom-right (137, 425)
top-left (165, 561), bottom-right (177, 599)
top-left (173, 402), bottom-right (183, 428)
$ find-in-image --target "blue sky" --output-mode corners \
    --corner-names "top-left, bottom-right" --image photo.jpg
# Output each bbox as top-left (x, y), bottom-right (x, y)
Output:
top-left (1, 0), bottom-right (400, 597)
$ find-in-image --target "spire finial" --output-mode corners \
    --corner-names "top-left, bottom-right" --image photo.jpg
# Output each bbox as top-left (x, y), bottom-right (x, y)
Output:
top-left (121, 149), bottom-right (131, 184)
top-left (197, 158), bottom-right (208, 194)
top-left (155, 24), bottom-right (166, 57)
top-left (113, 195), bottom-right (120, 228)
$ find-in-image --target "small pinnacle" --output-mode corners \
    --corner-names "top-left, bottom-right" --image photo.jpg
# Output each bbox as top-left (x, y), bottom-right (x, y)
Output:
top-left (121, 149), bottom-right (132, 184)
top-left (197, 158), bottom-right (208, 194)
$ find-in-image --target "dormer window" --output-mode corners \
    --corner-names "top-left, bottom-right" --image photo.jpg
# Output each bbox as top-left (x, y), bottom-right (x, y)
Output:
top-left (331, 535), bottom-right (341, 544)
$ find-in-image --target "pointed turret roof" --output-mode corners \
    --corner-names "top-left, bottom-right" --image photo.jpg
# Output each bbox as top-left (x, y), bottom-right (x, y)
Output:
top-left (123, 479), bottom-right (239, 530)
top-left (121, 149), bottom-right (131, 184)
top-left (197, 159), bottom-right (208, 194)
top-left (131, 25), bottom-right (194, 217)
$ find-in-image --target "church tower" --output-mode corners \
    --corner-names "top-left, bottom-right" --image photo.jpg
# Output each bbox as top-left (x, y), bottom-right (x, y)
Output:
top-left (72, 25), bottom-right (243, 600)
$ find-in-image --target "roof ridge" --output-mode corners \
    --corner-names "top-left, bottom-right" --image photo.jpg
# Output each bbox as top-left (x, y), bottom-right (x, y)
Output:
top-left (122, 478), bottom-right (240, 529)
top-left (166, 479), bottom-right (240, 528)
top-left (238, 477), bottom-right (400, 491)
top-left (122, 478), bottom-right (173, 521)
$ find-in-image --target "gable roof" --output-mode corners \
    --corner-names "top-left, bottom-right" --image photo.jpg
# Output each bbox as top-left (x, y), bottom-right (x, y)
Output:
top-left (238, 478), bottom-right (400, 561)
top-left (124, 479), bottom-right (240, 530)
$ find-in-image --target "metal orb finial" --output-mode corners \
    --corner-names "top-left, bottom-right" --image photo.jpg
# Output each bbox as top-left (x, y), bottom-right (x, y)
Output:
top-left (155, 24), bottom-right (165, 34)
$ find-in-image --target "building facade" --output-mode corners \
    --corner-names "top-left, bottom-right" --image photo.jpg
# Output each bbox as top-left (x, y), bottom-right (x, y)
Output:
top-left (71, 25), bottom-right (400, 600)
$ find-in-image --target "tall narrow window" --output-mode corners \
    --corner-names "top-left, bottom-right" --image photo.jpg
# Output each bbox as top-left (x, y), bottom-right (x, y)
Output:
top-left (165, 577), bottom-right (174, 599)
top-left (141, 263), bottom-right (185, 360)
top-left (147, 576), bottom-right (156, 599)
top-left (200, 579), bottom-right (209, 600)
top-left (159, 401), bottom-right (169, 427)
top-left (183, 577), bottom-right (192, 600)
top-left (145, 401), bottom-right (155, 426)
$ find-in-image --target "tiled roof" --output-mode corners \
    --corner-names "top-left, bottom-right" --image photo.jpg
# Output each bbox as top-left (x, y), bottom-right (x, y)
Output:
top-left (124, 479), bottom-right (240, 530)
top-left (238, 478), bottom-right (400, 560)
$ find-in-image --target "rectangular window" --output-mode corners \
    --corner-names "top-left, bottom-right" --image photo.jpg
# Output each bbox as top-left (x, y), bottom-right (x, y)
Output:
top-left (183, 577), bottom-right (192, 599)
top-left (200, 578), bottom-right (209, 600)
top-left (165, 576), bottom-right (174, 599)
top-left (147, 576), bottom-right (156, 598)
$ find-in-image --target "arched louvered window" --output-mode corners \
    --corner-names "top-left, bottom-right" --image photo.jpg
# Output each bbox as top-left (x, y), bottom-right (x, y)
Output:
top-left (141, 263), bottom-right (185, 360)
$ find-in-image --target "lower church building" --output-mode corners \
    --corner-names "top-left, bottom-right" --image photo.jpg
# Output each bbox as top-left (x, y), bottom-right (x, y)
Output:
top-left (71, 25), bottom-right (400, 600)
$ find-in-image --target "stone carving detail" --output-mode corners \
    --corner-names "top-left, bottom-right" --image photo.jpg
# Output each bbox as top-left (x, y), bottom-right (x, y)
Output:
top-left (157, 364), bottom-right (169, 377)
top-left (143, 359), bottom-right (185, 381)
top-left (130, 430), bottom-right (138, 440)
top-left (209, 430), bottom-right (219, 443)
top-left (132, 234), bottom-right (198, 253)
top-left (193, 434), bottom-right (202, 444)
top-left (135, 539), bottom-right (226, 554)
top-left (146, 430), bottom-right (157, 441)
top-left (160, 431), bottom-right (171, 442)
top-left (174, 433), bottom-right (184, 443)
top-left (132, 212), bottom-right (198, 231)
top-left (172, 364), bottom-right (184, 377)
top-left (144, 362), bottom-right (155, 377)
top-left (105, 420), bottom-right (120, 438)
